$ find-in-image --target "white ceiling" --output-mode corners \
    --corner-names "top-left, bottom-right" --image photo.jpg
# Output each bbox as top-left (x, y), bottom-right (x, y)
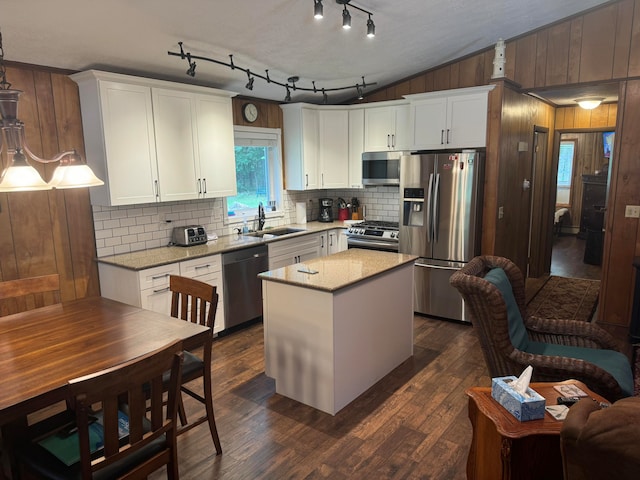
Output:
top-left (1, 0), bottom-right (613, 104)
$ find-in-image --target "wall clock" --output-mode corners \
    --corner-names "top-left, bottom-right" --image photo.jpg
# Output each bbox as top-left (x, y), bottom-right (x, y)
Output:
top-left (242, 103), bottom-right (259, 123)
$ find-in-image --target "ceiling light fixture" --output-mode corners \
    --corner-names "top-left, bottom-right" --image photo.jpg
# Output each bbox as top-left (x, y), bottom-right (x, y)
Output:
top-left (315, 1), bottom-right (375, 38)
top-left (0, 31), bottom-right (103, 192)
top-left (575, 97), bottom-right (604, 110)
top-left (168, 42), bottom-right (377, 104)
top-left (342, 6), bottom-right (352, 29)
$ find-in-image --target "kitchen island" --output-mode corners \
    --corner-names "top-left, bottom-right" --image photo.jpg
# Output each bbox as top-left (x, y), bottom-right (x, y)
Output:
top-left (259, 249), bottom-right (417, 415)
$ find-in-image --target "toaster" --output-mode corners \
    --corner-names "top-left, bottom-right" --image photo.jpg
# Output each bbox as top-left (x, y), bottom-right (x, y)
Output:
top-left (171, 225), bottom-right (208, 246)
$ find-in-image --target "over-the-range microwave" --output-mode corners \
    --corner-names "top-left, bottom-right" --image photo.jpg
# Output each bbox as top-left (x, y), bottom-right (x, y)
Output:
top-left (361, 151), bottom-right (405, 186)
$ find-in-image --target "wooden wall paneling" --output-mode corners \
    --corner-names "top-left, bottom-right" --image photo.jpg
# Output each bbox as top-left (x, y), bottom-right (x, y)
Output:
top-left (481, 82), bottom-right (503, 255)
top-left (545, 22), bottom-right (571, 86)
top-left (457, 53), bottom-right (486, 88)
top-left (600, 80), bottom-right (640, 327)
top-left (409, 75), bottom-right (426, 94)
top-left (423, 71), bottom-right (434, 93)
top-left (534, 30), bottom-right (548, 88)
top-left (513, 35), bottom-right (537, 89)
top-left (432, 66), bottom-right (451, 91)
top-left (607, 102), bottom-right (619, 126)
top-left (567, 17), bottom-right (584, 84)
top-left (628, 0), bottom-right (640, 77)
top-left (394, 80), bottom-right (412, 99)
top-left (4, 68), bottom-right (59, 280)
top-left (503, 41), bottom-right (517, 82)
top-left (449, 62), bottom-right (460, 89)
top-left (32, 70), bottom-right (60, 181)
top-left (590, 104), bottom-right (610, 127)
top-left (483, 50), bottom-right (495, 84)
top-left (612, 0), bottom-right (635, 79)
top-left (51, 73), bottom-right (100, 299)
top-left (578, 5), bottom-right (618, 82)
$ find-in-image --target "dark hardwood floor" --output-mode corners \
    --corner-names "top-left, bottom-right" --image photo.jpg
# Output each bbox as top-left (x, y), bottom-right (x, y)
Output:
top-left (150, 316), bottom-right (487, 480)
top-left (550, 234), bottom-right (601, 281)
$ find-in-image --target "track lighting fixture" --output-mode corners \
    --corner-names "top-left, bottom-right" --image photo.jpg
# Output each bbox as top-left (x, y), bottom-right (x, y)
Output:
top-left (245, 71), bottom-right (254, 90)
top-left (342, 6), bottom-right (351, 29)
top-left (316, 1), bottom-right (376, 38)
top-left (169, 42), bottom-right (377, 104)
top-left (367, 15), bottom-right (375, 38)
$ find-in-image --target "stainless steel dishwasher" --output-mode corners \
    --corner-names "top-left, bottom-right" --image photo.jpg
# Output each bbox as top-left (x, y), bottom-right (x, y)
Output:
top-left (222, 245), bottom-right (269, 329)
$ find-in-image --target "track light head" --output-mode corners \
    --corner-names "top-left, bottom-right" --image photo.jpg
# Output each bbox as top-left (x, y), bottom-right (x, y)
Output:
top-left (245, 77), bottom-right (254, 90)
top-left (356, 85), bottom-right (363, 100)
top-left (314, 0), bottom-right (323, 19)
top-left (367, 16), bottom-right (375, 37)
top-left (284, 86), bottom-right (291, 102)
top-left (342, 6), bottom-right (351, 29)
top-left (186, 61), bottom-right (197, 77)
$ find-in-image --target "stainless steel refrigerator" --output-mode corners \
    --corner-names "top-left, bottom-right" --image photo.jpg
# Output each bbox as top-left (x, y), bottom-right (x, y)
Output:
top-left (399, 150), bottom-right (483, 322)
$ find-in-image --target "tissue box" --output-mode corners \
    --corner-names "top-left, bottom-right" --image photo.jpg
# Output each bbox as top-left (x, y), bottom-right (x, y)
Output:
top-left (491, 376), bottom-right (546, 421)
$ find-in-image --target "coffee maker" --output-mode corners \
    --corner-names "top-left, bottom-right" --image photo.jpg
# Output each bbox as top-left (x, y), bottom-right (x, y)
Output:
top-left (318, 198), bottom-right (333, 222)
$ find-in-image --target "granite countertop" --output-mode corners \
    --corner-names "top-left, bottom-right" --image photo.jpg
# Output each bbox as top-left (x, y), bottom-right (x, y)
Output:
top-left (97, 221), bottom-right (355, 271)
top-left (258, 249), bottom-right (417, 292)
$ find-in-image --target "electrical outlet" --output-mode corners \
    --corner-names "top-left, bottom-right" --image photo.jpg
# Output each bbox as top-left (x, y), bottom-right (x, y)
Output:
top-left (498, 206), bottom-right (504, 219)
top-left (625, 205), bottom-right (640, 218)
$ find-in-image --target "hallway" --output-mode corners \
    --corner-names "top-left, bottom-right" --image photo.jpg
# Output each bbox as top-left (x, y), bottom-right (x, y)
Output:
top-left (551, 234), bottom-right (602, 281)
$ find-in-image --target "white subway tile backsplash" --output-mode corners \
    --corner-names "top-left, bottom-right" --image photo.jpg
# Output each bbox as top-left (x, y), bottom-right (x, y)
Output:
top-left (92, 186), bottom-right (400, 256)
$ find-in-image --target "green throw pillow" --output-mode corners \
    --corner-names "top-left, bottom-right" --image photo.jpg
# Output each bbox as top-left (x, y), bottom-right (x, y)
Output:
top-left (484, 267), bottom-right (529, 350)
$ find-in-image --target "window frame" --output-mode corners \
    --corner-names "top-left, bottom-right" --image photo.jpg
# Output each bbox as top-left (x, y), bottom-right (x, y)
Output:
top-left (556, 139), bottom-right (576, 207)
top-left (224, 126), bottom-right (284, 226)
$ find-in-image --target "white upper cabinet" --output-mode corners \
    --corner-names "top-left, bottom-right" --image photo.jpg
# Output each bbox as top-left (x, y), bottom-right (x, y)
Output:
top-left (348, 108), bottom-right (364, 188)
top-left (152, 88), bottom-right (200, 202)
top-left (318, 109), bottom-right (349, 189)
top-left (194, 95), bottom-right (237, 198)
top-left (71, 70), bottom-right (236, 206)
top-left (73, 79), bottom-right (160, 206)
top-left (364, 103), bottom-right (410, 151)
top-left (282, 105), bottom-right (319, 190)
top-left (406, 85), bottom-right (495, 150)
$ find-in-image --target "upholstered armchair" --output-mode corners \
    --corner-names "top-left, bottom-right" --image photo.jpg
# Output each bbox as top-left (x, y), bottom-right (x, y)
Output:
top-left (561, 397), bottom-right (640, 480)
top-left (450, 255), bottom-right (633, 401)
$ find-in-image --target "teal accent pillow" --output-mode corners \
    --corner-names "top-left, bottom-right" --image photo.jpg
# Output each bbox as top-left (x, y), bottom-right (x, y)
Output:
top-left (484, 267), bottom-right (529, 350)
top-left (527, 341), bottom-right (634, 398)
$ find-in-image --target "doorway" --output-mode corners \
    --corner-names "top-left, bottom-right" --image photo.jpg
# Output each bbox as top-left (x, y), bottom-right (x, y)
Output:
top-left (549, 130), bottom-right (613, 280)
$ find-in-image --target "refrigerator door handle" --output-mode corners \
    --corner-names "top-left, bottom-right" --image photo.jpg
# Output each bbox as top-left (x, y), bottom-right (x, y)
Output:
top-left (433, 173), bottom-right (440, 242)
top-left (426, 173), bottom-right (434, 242)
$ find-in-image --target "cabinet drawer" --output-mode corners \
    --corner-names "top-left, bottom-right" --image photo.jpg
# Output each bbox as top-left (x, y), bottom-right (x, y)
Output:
top-left (180, 255), bottom-right (222, 278)
top-left (138, 263), bottom-right (180, 291)
top-left (140, 286), bottom-right (173, 314)
top-left (268, 235), bottom-right (321, 258)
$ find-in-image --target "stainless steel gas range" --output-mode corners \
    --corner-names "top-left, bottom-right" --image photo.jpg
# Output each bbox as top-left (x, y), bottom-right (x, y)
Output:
top-left (345, 220), bottom-right (399, 252)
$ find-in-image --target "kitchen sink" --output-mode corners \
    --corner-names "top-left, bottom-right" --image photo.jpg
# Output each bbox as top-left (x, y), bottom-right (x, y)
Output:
top-left (244, 227), bottom-right (305, 238)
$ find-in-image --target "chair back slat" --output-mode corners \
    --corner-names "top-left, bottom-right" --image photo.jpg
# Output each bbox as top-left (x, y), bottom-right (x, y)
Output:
top-left (169, 275), bottom-right (218, 330)
top-left (0, 274), bottom-right (61, 315)
top-left (68, 339), bottom-right (183, 478)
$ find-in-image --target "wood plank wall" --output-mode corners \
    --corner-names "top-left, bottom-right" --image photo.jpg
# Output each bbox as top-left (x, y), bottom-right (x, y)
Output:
top-left (0, 66), bottom-right (100, 315)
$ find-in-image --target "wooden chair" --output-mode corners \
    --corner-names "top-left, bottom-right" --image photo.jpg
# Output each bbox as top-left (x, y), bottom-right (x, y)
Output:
top-left (0, 274), bottom-right (60, 316)
top-left (169, 275), bottom-right (222, 454)
top-left (12, 339), bottom-right (184, 479)
top-left (450, 255), bottom-right (634, 401)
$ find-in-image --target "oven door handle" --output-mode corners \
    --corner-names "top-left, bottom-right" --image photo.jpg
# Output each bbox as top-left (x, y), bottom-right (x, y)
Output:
top-left (347, 238), bottom-right (398, 251)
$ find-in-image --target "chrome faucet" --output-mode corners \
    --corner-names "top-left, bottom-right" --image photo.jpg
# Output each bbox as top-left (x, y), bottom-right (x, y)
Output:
top-left (258, 202), bottom-right (266, 231)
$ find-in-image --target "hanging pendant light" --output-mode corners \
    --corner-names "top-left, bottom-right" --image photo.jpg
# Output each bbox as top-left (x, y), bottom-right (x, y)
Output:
top-left (0, 32), bottom-right (104, 192)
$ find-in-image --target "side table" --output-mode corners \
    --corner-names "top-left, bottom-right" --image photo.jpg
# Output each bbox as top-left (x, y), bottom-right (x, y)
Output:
top-left (465, 379), bottom-right (608, 480)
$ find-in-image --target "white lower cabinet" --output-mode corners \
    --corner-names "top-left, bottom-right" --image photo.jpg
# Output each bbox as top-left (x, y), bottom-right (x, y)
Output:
top-left (98, 254), bottom-right (224, 334)
top-left (268, 234), bottom-right (323, 270)
top-left (328, 229), bottom-right (348, 255)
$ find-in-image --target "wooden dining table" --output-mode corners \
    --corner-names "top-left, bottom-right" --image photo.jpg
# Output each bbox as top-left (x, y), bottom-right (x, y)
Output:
top-left (0, 296), bottom-right (211, 425)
